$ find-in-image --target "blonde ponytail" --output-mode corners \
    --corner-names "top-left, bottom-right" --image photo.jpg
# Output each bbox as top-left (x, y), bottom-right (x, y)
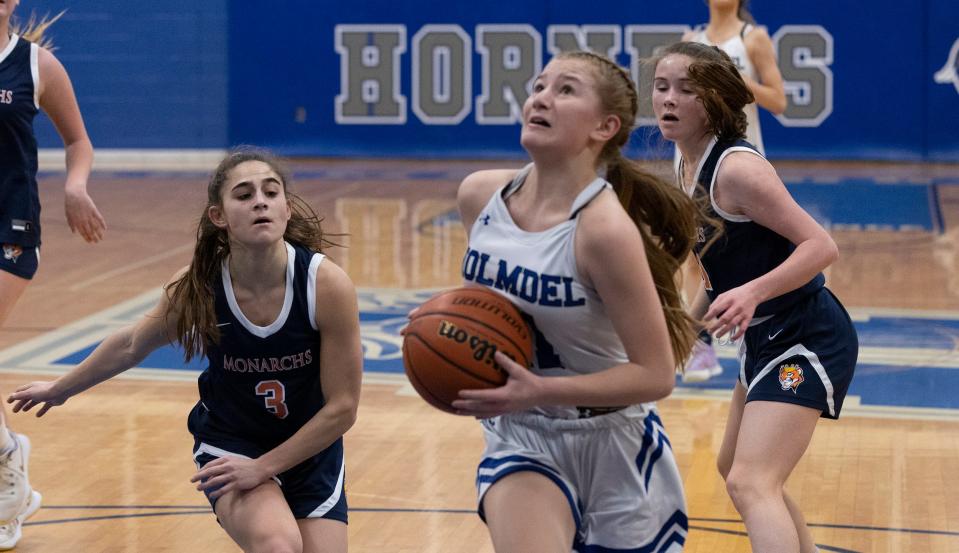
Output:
top-left (11, 11), bottom-right (65, 50)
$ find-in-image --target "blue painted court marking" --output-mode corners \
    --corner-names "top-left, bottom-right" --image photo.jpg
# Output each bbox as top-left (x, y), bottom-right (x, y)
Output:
top-left (788, 180), bottom-right (938, 232)
top-left (1, 288), bottom-right (958, 417)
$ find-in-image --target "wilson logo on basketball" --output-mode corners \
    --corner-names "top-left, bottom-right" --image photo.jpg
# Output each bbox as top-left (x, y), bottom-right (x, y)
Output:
top-left (437, 320), bottom-right (517, 367)
top-left (402, 286), bottom-right (533, 414)
top-left (450, 296), bottom-right (529, 342)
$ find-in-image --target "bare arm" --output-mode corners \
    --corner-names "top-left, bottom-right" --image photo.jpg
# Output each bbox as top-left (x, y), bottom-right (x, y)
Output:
top-left (37, 48), bottom-right (106, 243)
top-left (706, 153), bottom-right (837, 339)
top-left (255, 259), bottom-right (363, 476)
top-left (743, 27), bottom-right (786, 114)
top-left (8, 270), bottom-right (182, 415)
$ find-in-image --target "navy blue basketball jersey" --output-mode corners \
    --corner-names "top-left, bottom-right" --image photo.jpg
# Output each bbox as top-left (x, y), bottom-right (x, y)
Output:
top-left (689, 137), bottom-right (824, 317)
top-left (0, 35), bottom-right (41, 247)
top-left (188, 242), bottom-right (328, 449)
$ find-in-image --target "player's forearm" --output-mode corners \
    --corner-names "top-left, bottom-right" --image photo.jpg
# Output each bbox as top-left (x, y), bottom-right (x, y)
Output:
top-left (257, 397), bottom-right (358, 476)
top-left (744, 237), bottom-right (838, 304)
top-left (63, 138), bottom-right (93, 190)
top-left (540, 362), bottom-right (675, 407)
top-left (748, 81), bottom-right (786, 114)
top-left (54, 326), bottom-right (146, 398)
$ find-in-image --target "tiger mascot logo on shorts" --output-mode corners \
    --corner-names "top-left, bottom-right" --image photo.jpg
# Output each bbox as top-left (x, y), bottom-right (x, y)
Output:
top-left (2, 244), bottom-right (22, 263)
top-left (778, 364), bottom-right (804, 393)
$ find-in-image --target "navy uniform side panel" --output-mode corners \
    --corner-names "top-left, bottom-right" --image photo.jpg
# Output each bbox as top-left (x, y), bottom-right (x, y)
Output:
top-left (188, 243), bottom-right (324, 449)
top-left (694, 139), bottom-right (824, 317)
top-left (0, 37), bottom-right (41, 247)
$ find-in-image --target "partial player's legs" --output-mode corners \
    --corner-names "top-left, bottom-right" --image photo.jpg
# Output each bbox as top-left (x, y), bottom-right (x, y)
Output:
top-left (215, 481), bottom-right (305, 553)
top-left (298, 517), bottom-right (347, 553)
top-left (718, 384), bottom-right (818, 553)
top-left (682, 331), bottom-right (723, 382)
top-left (482, 472), bottom-right (576, 553)
top-left (0, 269), bottom-right (31, 330)
top-left (722, 397), bottom-right (820, 553)
top-left (0, 270), bottom-right (40, 551)
top-left (679, 259), bottom-right (722, 383)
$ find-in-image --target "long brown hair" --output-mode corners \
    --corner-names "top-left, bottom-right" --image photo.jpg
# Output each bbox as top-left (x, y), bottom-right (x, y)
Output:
top-left (555, 51), bottom-right (699, 368)
top-left (10, 11), bottom-right (65, 50)
top-left (165, 147), bottom-right (336, 361)
top-left (654, 41), bottom-right (755, 142)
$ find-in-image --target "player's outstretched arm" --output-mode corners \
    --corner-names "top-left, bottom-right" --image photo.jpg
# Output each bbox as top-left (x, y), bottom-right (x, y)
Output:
top-left (7, 269), bottom-right (182, 416)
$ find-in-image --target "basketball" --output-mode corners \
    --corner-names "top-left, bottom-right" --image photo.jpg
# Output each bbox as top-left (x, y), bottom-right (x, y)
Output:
top-left (402, 286), bottom-right (534, 414)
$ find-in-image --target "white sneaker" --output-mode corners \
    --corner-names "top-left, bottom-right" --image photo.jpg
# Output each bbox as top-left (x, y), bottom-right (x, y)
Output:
top-left (682, 339), bottom-right (723, 383)
top-left (0, 432), bottom-right (39, 551)
top-left (0, 490), bottom-right (41, 550)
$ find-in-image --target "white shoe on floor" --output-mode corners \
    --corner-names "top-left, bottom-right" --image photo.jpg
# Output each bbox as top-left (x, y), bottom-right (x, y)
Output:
top-left (0, 433), bottom-right (32, 522)
top-left (0, 490), bottom-right (41, 551)
top-left (682, 339), bottom-right (723, 383)
top-left (0, 431), bottom-right (40, 551)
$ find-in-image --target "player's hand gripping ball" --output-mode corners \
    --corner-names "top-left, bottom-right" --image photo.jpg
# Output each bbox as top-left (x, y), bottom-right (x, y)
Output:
top-left (402, 286), bottom-right (533, 414)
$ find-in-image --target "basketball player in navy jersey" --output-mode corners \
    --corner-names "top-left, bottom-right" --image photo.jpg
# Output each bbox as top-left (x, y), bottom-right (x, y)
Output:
top-left (653, 41), bottom-right (856, 553)
top-left (451, 51), bottom-right (699, 552)
top-left (679, 0), bottom-right (786, 382)
top-left (0, 3), bottom-right (105, 548)
top-left (8, 150), bottom-right (363, 553)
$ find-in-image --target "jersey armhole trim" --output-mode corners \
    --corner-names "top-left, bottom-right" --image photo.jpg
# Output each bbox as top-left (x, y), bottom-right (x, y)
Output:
top-left (710, 147), bottom-right (765, 223)
top-left (307, 253), bottom-right (326, 331)
top-left (30, 43), bottom-right (40, 110)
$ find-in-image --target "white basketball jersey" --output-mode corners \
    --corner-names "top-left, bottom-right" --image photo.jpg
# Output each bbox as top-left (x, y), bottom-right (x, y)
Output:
top-left (462, 165), bottom-right (629, 418)
top-left (691, 23), bottom-right (764, 153)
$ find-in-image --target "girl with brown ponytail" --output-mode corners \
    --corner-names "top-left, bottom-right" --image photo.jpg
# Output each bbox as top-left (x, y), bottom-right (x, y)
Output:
top-left (451, 50), bottom-right (697, 551)
top-left (679, 0), bottom-right (787, 383)
top-left (9, 148), bottom-right (363, 553)
top-left (653, 41), bottom-right (856, 553)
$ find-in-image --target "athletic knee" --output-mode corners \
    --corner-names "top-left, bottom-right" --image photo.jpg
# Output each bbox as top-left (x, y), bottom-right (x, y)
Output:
top-left (724, 466), bottom-right (780, 508)
top-left (245, 532), bottom-right (303, 553)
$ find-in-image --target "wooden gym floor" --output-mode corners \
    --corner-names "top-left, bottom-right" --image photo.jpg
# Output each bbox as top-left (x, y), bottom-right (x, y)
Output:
top-left (0, 159), bottom-right (956, 552)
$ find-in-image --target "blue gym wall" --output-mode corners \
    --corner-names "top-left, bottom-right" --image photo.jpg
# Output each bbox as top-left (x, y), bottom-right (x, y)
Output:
top-left (27, 0), bottom-right (229, 150)
top-left (23, 1), bottom-right (959, 161)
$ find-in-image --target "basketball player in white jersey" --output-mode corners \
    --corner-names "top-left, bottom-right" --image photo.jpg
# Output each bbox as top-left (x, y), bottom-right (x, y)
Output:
top-left (679, 0), bottom-right (786, 382)
top-left (453, 51), bottom-right (700, 552)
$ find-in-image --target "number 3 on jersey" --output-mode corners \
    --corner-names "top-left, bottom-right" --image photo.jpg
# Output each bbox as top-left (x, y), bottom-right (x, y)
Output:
top-left (255, 380), bottom-right (289, 419)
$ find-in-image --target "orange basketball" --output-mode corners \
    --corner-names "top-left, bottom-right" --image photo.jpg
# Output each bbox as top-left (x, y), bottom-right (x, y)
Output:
top-left (402, 286), bottom-right (533, 414)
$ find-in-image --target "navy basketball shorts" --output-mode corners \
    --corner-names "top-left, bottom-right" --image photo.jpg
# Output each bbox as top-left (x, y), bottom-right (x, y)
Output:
top-left (0, 243), bottom-right (39, 279)
top-left (738, 287), bottom-right (858, 419)
top-left (477, 405), bottom-right (688, 552)
top-left (192, 438), bottom-right (348, 522)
